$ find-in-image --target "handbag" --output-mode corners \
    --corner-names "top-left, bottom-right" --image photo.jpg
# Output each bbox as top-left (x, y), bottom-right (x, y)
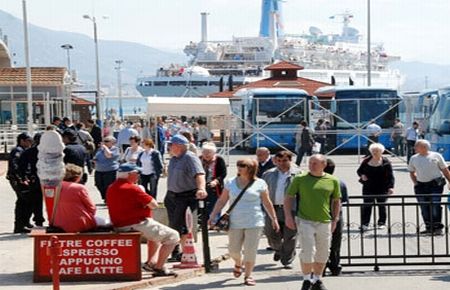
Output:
top-left (214, 179), bottom-right (255, 231)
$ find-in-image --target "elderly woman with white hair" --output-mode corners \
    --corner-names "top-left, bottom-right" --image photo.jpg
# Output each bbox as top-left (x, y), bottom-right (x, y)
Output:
top-left (199, 142), bottom-right (227, 217)
top-left (357, 143), bottom-right (395, 231)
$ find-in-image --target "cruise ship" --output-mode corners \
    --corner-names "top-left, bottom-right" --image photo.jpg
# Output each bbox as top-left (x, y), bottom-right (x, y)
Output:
top-left (136, 0), bottom-right (404, 97)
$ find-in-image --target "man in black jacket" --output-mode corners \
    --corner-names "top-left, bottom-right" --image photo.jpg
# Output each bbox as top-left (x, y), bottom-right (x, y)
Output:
top-left (18, 133), bottom-right (45, 228)
top-left (256, 147), bottom-right (275, 178)
top-left (7, 132), bottom-right (33, 233)
top-left (87, 119), bottom-right (102, 150)
top-left (62, 129), bottom-right (88, 184)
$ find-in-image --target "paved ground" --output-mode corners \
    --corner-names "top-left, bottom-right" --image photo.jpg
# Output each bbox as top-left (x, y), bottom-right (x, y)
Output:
top-left (0, 154), bottom-right (449, 290)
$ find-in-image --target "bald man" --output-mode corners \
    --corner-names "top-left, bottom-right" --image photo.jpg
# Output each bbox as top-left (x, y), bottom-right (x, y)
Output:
top-left (255, 147), bottom-right (275, 178)
top-left (284, 154), bottom-right (341, 290)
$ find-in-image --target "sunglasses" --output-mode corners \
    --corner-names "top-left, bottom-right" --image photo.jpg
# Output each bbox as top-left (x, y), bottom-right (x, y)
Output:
top-left (237, 163), bottom-right (248, 168)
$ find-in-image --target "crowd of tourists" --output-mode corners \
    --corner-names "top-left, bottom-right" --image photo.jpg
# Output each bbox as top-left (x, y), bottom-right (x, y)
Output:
top-left (6, 115), bottom-right (450, 288)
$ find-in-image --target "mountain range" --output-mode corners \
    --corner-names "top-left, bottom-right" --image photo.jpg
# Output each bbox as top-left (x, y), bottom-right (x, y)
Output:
top-left (0, 10), bottom-right (185, 95)
top-left (0, 9), bottom-right (449, 94)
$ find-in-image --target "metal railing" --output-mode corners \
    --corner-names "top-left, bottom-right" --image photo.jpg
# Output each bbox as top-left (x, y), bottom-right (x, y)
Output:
top-left (341, 194), bottom-right (450, 270)
top-left (0, 124), bottom-right (47, 154)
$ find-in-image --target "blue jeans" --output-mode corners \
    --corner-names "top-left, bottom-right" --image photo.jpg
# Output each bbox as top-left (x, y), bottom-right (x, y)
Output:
top-left (140, 174), bottom-right (159, 199)
top-left (414, 182), bottom-right (444, 230)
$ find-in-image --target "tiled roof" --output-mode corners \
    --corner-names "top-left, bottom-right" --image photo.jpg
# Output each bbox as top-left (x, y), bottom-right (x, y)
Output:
top-left (72, 97), bottom-right (95, 106)
top-left (210, 76), bottom-right (332, 98)
top-left (264, 61), bottom-right (304, 71)
top-left (0, 67), bottom-right (67, 86)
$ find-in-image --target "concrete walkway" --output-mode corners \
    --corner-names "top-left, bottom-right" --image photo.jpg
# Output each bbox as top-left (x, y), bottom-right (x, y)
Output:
top-left (0, 155), bottom-right (449, 289)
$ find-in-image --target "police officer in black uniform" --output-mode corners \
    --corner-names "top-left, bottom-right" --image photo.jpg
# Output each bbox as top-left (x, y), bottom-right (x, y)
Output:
top-left (18, 133), bottom-right (45, 227)
top-left (7, 132), bottom-right (33, 233)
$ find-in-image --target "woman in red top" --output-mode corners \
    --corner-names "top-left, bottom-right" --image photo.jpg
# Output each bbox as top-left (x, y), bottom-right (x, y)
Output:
top-left (53, 164), bottom-right (97, 232)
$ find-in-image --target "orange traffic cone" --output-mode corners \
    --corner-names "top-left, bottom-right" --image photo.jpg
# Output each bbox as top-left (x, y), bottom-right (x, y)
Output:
top-left (173, 207), bottom-right (202, 269)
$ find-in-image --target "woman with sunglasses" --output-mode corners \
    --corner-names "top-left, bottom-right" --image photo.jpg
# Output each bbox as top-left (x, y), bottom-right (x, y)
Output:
top-left (208, 158), bottom-right (280, 286)
top-left (93, 136), bottom-right (120, 202)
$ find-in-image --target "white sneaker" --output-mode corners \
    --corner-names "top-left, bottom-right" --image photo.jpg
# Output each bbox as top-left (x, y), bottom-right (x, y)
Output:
top-left (359, 225), bottom-right (369, 232)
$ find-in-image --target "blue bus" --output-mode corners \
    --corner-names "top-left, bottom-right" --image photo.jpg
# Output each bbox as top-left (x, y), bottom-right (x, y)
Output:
top-left (315, 86), bottom-right (401, 151)
top-left (230, 88), bottom-right (310, 151)
top-left (426, 86), bottom-right (450, 160)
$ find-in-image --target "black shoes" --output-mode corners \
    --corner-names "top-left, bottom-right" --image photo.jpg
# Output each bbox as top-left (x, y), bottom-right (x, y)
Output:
top-left (311, 280), bottom-right (328, 290)
top-left (329, 265), bottom-right (342, 276)
top-left (273, 252), bottom-right (281, 262)
top-left (301, 280), bottom-right (312, 290)
top-left (167, 253), bottom-right (182, 262)
top-left (420, 228), bottom-right (444, 236)
top-left (302, 279), bottom-right (328, 290)
top-left (13, 227), bottom-right (31, 234)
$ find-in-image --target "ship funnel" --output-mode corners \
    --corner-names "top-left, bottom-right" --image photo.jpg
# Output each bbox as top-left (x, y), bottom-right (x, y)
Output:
top-left (259, 0), bottom-right (284, 37)
top-left (201, 12), bottom-right (209, 43)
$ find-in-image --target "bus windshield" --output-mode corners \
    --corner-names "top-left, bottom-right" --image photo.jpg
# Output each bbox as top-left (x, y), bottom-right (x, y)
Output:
top-left (429, 89), bottom-right (450, 135)
top-left (252, 94), bottom-right (307, 125)
top-left (334, 90), bottom-right (400, 129)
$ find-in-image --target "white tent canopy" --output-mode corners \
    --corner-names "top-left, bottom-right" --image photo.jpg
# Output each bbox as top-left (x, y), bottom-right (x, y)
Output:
top-left (147, 97), bottom-right (231, 116)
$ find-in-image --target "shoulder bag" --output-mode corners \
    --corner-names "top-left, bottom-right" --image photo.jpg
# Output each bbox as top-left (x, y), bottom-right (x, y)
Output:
top-left (214, 179), bottom-right (255, 231)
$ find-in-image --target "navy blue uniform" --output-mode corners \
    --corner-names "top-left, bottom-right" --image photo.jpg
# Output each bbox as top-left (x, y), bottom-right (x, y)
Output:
top-left (7, 146), bottom-right (33, 232)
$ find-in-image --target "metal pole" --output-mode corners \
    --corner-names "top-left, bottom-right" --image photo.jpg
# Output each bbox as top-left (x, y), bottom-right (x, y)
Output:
top-left (367, 0), bottom-right (372, 86)
top-left (357, 99), bottom-right (361, 162)
top-left (22, 0), bottom-right (33, 133)
top-left (115, 60), bottom-right (123, 120)
top-left (198, 200), bottom-right (212, 273)
top-left (256, 98), bottom-right (260, 148)
top-left (65, 49), bottom-right (71, 72)
top-left (93, 18), bottom-right (102, 125)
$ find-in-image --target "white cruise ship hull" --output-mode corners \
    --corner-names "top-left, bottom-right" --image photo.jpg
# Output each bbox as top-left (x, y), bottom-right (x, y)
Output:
top-left (136, 69), bottom-right (403, 97)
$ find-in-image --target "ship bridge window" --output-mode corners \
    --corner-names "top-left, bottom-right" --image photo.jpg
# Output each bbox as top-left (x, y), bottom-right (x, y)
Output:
top-left (189, 81), bottom-right (208, 86)
top-left (154, 81), bottom-right (168, 86)
top-left (142, 81), bottom-right (152, 86)
top-left (169, 81), bottom-right (187, 86)
top-left (209, 81), bottom-right (221, 86)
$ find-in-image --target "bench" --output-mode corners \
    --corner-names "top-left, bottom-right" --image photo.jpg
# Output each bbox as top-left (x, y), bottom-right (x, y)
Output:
top-left (31, 229), bottom-right (142, 282)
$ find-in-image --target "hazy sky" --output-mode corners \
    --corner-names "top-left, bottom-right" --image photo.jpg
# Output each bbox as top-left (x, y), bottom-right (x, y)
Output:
top-left (1, 0), bottom-right (449, 65)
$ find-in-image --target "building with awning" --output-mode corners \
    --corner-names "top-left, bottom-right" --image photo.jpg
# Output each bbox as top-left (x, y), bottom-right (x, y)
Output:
top-left (0, 67), bottom-right (72, 125)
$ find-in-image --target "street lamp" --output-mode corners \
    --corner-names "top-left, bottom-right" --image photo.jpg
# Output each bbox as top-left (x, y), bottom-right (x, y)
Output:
top-left (115, 60), bottom-right (124, 120)
top-left (82, 14), bottom-right (102, 125)
top-left (22, 0), bottom-right (33, 133)
top-left (367, 0), bottom-right (372, 86)
top-left (61, 44), bottom-right (74, 119)
top-left (60, 44), bottom-right (73, 73)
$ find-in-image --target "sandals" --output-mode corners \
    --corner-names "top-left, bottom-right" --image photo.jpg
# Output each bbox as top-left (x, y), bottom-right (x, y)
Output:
top-left (152, 267), bottom-right (178, 277)
top-left (142, 262), bottom-right (155, 272)
top-left (244, 276), bottom-right (256, 286)
top-left (233, 265), bottom-right (242, 278)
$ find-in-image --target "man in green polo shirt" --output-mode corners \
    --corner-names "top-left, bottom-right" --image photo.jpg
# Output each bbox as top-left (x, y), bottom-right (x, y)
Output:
top-left (284, 154), bottom-right (341, 290)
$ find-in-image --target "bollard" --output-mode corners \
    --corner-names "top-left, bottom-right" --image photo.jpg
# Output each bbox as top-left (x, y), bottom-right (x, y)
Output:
top-left (46, 236), bottom-right (62, 290)
top-left (199, 200), bottom-right (213, 273)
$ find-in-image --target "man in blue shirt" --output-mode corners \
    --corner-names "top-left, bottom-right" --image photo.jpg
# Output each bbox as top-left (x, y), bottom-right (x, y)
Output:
top-left (117, 121), bottom-right (139, 152)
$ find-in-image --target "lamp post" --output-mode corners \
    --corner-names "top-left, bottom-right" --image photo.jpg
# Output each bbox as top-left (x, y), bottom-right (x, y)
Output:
top-left (83, 14), bottom-right (102, 125)
top-left (60, 44), bottom-right (73, 73)
top-left (115, 60), bottom-right (124, 120)
top-left (22, 0), bottom-right (33, 133)
top-left (61, 44), bottom-right (73, 119)
top-left (367, 0), bottom-right (372, 86)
